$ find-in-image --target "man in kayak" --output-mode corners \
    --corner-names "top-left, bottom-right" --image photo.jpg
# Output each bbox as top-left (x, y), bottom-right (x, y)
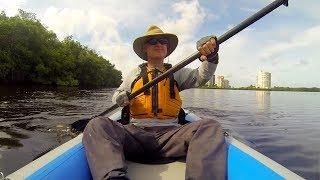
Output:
top-left (83, 25), bottom-right (226, 180)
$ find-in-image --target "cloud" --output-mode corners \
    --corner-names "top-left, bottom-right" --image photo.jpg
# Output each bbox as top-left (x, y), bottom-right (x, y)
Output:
top-left (260, 25), bottom-right (320, 61)
top-left (0, 0), bottom-right (26, 16)
top-left (157, 0), bottom-right (210, 69)
top-left (289, 0), bottom-right (320, 20)
top-left (295, 59), bottom-right (309, 66)
top-left (37, 0), bottom-right (212, 79)
top-left (42, 7), bottom-right (121, 45)
top-left (260, 41), bottom-right (307, 60)
top-left (239, 7), bottom-right (258, 13)
top-left (2, 0), bottom-right (320, 87)
top-left (215, 30), bottom-right (258, 86)
top-left (271, 61), bottom-right (279, 66)
top-left (212, 21), bottom-right (320, 87)
top-left (160, 0), bottom-right (206, 43)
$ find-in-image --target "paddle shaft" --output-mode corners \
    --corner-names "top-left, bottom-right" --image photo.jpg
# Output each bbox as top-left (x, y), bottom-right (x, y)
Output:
top-left (71, 0), bottom-right (288, 130)
top-left (100, 0), bottom-right (288, 116)
top-left (218, 0), bottom-right (288, 44)
top-left (128, 0), bottom-right (288, 100)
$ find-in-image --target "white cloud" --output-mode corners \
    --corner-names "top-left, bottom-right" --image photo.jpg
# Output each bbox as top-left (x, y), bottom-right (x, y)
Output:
top-left (39, 0), bottom-right (210, 78)
top-left (260, 25), bottom-right (320, 60)
top-left (42, 0), bottom-right (211, 79)
top-left (214, 24), bottom-right (320, 87)
top-left (0, 0), bottom-right (26, 16)
top-left (239, 7), bottom-right (258, 13)
top-left (160, 0), bottom-right (206, 43)
top-left (40, 4), bottom-right (135, 78)
top-left (2, 0), bottom-right (319, 87)
top-left (42, 7), bottom-right (121, 46)
top-left (157, 0), bottom-right (209, 69)
top-left (289, 0), bottom-right (320, 20)
top-left (216, 30), bottom-right (258, 86)
top-left (295, 59), bottom-right (309, 66)
top-left (57, 0), bottom-right (314, 87)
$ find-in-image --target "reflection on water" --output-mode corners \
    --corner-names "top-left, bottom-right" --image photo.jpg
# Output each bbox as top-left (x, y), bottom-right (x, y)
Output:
top-left (0, 85), bottom-right (115, 176)
top-left (256, 91), bottom-right (270, 111)
top-left (0, 126), bottom-right (29, 139)
top-left (0, 86), bottom-right (319, 179)
top-left (0, 138), bottom-right (23, 148)
top-left (181, 89), bottom-right (320, 179)
top-left (0, 126), bottom-right (29, 148)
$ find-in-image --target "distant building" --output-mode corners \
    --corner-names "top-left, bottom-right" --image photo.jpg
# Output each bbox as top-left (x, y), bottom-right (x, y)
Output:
top-left (256, 70), bottom-right (271, 89)
top-left (216, 76), bottom-right (224, 87)
top-left (223, 79), bottom-right (230, 88)
top-left (207, 75), bottom-right (215, 86)
top-left (216, 75), bottom-right (231, 88)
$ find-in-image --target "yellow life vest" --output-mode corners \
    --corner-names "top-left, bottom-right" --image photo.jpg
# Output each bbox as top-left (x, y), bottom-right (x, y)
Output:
top-left (130, 63), bottom-right (182, 119)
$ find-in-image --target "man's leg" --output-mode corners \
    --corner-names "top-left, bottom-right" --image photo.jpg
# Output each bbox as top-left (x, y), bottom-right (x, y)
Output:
top-left (82, 117), bottom-right (143, 180)
top-left (157, 119), bottom-right (227, 180)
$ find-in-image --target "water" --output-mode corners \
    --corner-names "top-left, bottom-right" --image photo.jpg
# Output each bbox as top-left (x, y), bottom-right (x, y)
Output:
top-left (182, 89), bottom-right (320, 179)
top-left (0, 86), bottom-right (319, 179)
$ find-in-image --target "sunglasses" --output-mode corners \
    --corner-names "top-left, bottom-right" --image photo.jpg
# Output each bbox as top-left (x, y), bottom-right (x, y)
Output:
top-left (146, 38), bottom-right (169, 45)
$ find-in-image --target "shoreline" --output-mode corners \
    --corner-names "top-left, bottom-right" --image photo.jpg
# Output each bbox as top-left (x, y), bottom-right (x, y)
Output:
top-left (199, 87), bottom-right (320, 93)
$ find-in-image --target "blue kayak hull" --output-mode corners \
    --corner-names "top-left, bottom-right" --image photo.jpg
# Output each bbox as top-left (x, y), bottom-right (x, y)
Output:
top-left (23, 141), bottom-right (282, 180)
top-left (7, 112), bottom-right (303, 180)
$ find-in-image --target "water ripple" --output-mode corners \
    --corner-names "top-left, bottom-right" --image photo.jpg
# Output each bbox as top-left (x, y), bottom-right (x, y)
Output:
top-left (0, 87), bottom-right (319, 179)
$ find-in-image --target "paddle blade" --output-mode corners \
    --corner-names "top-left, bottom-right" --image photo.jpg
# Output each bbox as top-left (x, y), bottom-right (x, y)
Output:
top-left (70, 118), bottom-right (91, 133)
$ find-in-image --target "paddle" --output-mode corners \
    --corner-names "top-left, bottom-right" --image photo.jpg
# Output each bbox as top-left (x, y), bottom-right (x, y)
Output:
top-left (70, 0), bottom-right (289, 133)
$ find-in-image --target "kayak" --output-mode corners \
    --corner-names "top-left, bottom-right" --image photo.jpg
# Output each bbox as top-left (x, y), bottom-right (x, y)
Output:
top-left (6, 110), bottom-right (304, 180)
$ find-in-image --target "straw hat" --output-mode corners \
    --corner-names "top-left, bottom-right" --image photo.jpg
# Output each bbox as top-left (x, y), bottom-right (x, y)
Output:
top-left (133, 25), bottom-right (178, 60)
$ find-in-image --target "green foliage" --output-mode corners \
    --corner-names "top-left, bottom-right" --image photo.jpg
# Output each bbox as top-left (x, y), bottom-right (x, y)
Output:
top-left (0, 9), bottom-right (122, 87)
top-left (272, 86), bottom-right (320, 92)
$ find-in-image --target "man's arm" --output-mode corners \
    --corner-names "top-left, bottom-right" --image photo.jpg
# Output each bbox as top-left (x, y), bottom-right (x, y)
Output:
top-left (174, 35), bottom-right (219, 91)
top-left (112, 67), bottom-right (140, 106)
top-left (174, 61), bottom-right (218, 91)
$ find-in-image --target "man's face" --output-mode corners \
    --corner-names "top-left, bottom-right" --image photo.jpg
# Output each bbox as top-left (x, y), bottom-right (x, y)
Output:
top-left (144, 37), bottom-right (168, 60)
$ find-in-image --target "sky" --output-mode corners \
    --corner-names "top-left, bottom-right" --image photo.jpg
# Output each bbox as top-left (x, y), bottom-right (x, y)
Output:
top-left (1, 0), bottom-right (319, 87)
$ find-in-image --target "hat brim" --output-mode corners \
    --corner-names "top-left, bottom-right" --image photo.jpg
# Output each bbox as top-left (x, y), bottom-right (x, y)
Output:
top-left (133, 33), bottom-right (178, 61)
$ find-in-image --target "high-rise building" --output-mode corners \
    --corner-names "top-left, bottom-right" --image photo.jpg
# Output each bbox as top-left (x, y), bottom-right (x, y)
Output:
top-left (216, 76), bottom-right (224, 87)
top-left (216, 76), bottom-right (231, 88)
top-left (223, 79), bottom-right (230, 88)
top-left (256, 70), bottom-right (271, 89)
